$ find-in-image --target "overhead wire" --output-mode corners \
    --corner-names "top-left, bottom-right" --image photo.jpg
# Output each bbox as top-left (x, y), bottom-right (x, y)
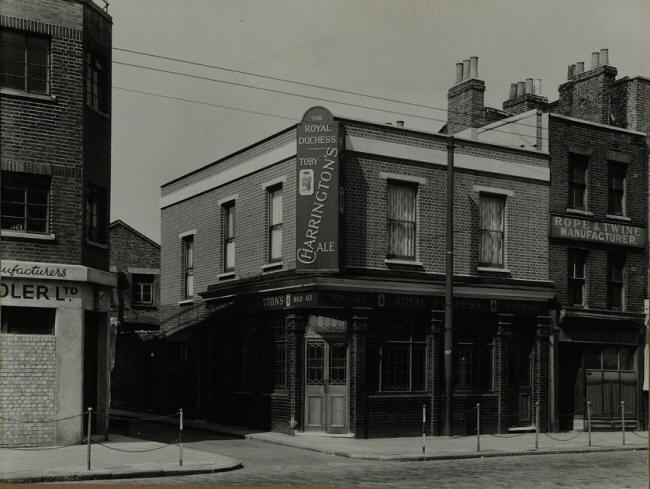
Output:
top-left (112, 59), bottom-right (549, 144)
top-left (112, 46), bottom-right (547, 133)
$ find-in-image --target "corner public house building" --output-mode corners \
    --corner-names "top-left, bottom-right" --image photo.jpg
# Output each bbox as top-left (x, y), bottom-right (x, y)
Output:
top-left (160, 99), bottom-right (557, 436)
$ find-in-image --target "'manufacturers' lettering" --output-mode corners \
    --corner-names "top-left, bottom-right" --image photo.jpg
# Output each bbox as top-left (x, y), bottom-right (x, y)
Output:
top-left (295, 106), bottom-right (342, 271)
top-left (550, 215), bottom-right (646, 248)
top-left (1, 263), bottom-right (67, 278)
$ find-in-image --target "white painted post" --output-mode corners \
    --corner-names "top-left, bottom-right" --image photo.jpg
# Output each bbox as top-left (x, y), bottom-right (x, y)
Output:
top-left (535, 401), bottom-right (539, 449)
top-left (587, 401), bottom-right (592, 447)
top-left (422, 404), bottom-right (426, 454)
top-left (621, 401), bottom-right (625, 446)
top-left (179, 408), bottom-right (184, 466)
top-left (87, 407), bottom-right (92, 471)
top-left (476, 403), bottom-right (480, 452)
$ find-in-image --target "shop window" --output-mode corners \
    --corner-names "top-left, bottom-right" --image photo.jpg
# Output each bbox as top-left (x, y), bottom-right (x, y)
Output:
top-left (568, 154), bottom-right (588, 210)
top-left (608, 163), bottom-right (626, 216)
top-left (607, 253), bottom-right (625, 310)
top-left (1, 307), bottom-right (55, 335)
top-left (1, 171), bottom-right (50, 233)
top-left (586, 345), bottom-right (635, 372)
top-left (479, 193), bottom-right (506, 267)
top-left (86, 51), bottom-right (108, 113)
top-left (132, 274), bottom-right (154, 305)
top-left (268, 185), bottom-right (283, 262)
top-left (369, 314), bottom-right (426, 392)
top-left (0, 30), bottom-right (49, 94)
top-left (86, 185), bottom-right (107, 243)
top-left (223, 202), bottom-right (235, 271)
top-left (454, 317), bottom-right (495, 391)
top-left (182, 235), bottom-right (194, 299)
top-left (387, 181), bottom-right (417, 259)
top-left (568, 249), bottom-right (587, 306)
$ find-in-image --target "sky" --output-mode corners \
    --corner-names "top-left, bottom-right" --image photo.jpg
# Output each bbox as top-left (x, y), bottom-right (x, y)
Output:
top-left (108, 0), bottom-right (650, 243)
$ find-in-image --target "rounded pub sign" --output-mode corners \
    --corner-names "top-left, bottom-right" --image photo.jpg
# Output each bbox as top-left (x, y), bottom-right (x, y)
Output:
top-left (296, 106), bottom-right (342, 272)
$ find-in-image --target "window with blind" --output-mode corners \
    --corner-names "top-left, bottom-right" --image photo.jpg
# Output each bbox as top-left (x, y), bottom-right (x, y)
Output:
top-left (607, 253), bottom-right (625, 310)
top-left (568, 154), bottom-right (588, 210)
top-left (223, 202), bottom-right (235, 271)
top-left (608, 163), bottom-right (626, 216)
top-left (568, 249), bottom-right (587, 306)
top-left (479, 194), bottom-right (505, 267)
top-left (387, 182), bottom-right (417, 259)
top-left (1, 171), bottom-right (50, 233)
top-left (268, 186), bottom-right (283, 262)
top-left (0, 31), bottom-right (49, 94)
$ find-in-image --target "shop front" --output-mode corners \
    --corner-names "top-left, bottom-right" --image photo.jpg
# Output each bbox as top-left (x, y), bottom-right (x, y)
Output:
top-left (0, 260), bottom-right (115, 447)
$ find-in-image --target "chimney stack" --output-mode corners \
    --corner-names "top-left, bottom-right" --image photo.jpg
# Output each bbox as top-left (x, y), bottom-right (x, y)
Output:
top-left (446, 57), bottom-right (485, 134)
top-left (599, 48), bottom-right (609, 66)
top-left (502, 77), bottom-right (548, 114)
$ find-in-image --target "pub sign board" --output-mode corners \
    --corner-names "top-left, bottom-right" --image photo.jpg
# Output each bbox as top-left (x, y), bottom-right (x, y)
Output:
top-left (296, 106), bottom-right (342, 272)
top-left (550, 214), bottom-right (646, 249)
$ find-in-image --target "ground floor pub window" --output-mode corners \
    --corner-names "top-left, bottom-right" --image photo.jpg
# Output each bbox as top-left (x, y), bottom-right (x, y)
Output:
top-left (454, 313), bottom-right (495, 391)
top-left (1, 306), bottom-right (55, 334)
top-left (367, 312), bottom-right (427, 392)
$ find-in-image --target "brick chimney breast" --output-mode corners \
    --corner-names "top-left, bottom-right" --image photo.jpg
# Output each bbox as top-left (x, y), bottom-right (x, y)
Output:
top-left (447, 57), bottom-right (485, 134)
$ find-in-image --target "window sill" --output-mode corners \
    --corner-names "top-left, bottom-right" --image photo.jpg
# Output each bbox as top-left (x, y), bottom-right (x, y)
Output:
top-left (566, 208), bottom-right (593, 216)
top-left (262, 261), bottom-right (283, 273)
top-left (1, 230), bottom-right (56, 241)
top-left (86, 104), bottom-right (111, 119)
top-left (178, 298), bottom-right (194, 306)
top-left (385, 258), bottom-right (424, 266)
top-left (367, 392), bottom-right (429, 398)
top-left (476, 266), bottom-right (511, 273)
top-left (217, 271), bottom-right (236, 281)
top-left (1, 88), bottom-right (57, 102)
top-left (606, 214), bottom-right (631, 222)
top-left (132, 303), bottom-right (157, 309)
top-left (86, 239), bottom-right (108, 249)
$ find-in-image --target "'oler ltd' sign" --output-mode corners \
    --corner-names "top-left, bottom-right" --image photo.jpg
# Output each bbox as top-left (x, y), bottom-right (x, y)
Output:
top-left (295, 106), bottom-right (342, 271)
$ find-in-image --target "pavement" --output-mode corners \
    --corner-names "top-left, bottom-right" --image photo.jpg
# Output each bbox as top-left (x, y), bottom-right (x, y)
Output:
top-left (0, 433), bottom-right (242, 483)
top-left (0, 409), bottom-right (646, 483)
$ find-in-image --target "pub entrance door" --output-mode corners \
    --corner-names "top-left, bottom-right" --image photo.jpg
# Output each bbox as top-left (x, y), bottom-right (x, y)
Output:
top-left (510, 331), bottom-right (534, 426)
top-left (304, 337), bottom-right (349, 434)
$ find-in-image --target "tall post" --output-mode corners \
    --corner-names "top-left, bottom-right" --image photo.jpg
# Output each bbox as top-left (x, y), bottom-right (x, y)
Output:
top-left (621, 401), bottom-right (625, 446)
top-left (444, 136), bottom-right (455, 436)
top-left (476, 403), bottom-right (480, 452)
top-left (587, 401), bottom-right (592, 447)
top-left (87, 407), bottom-right (92, 471)
top-left (179, 408), bottom-right (183, 466)
top-left (535, 401), bottom-right (540, 449)
top-left (422, 403), bottom-right (426, 454)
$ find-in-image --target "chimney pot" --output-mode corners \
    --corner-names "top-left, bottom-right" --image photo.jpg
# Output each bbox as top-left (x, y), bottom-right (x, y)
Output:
top-left (509, 83), bottom-right (518, 100)
top-left (591, 52), bottom-right (600, 70)
top-left (526, 78), bottom-right (534, 94)
top-left (516, 81), bottom-right (525, 97)
top-left (568, 64), bottom-right (576, 79)
top-left (534, 79), bottom-right (542, 95)
top-left (462, 59), bottom-right (470, 81)
top-left (576, 62), bottom-right (584, 74)
top-left (469, 56), bottom-right (479, 79)
top-left (599, 48), bottom-right (609, 66)
top-left (455, 63), bottom-right (464, 84)
top-left (395, 120), bottom-right (404, 127)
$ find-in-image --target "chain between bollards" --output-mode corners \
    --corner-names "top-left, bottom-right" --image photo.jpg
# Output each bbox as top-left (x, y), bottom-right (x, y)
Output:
top-left (621, 401), bottom-right (625, 446)
top-left (87, 407), bottom-right (92, 471)
top-left (179, 408), bottom-right (184, 466)
top-left (476, 403), bottom-right (480, 452)
top-left (534, 401), bottom-right (539, 450)
top-left (586, 401), bottom-right (592, 447)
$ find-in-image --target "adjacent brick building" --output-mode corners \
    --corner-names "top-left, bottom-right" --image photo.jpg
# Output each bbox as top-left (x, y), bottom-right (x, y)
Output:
top-left (450, 51), bottom-right (649, 430)
top-left (109, 220), bottom-right (162, 411)
top-left (0, 0), bottom-right (114, 446)
top-left (159, 98), bottom-right (555, 437)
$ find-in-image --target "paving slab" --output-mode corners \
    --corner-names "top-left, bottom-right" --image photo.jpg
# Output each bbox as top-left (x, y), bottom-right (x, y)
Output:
top-left (0, 434), bottom-right (242, 483)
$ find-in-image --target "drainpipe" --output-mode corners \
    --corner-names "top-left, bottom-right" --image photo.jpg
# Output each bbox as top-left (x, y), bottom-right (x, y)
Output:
top-left (444, 137), bottom-right (455, 436)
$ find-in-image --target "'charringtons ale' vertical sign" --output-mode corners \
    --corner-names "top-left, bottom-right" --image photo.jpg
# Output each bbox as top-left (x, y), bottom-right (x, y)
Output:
top-left (295, 106), bottom-right (342, 272)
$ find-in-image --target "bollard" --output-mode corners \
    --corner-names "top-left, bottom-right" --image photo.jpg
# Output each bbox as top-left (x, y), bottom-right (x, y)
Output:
top-left (422, 404), bottom-right (426, 454)
top-left (621, 401), bottom-right (625, 446)
top-left (179, 408), bottom-right (184, 466)
top-left (586, 401), bottom-right (592, 447)
top-left (87, 407), bottom-right (92, 471)
top-left (535, 401), bottom-right (539, 449)
top-left (476, 403), bottom-right (480, 452)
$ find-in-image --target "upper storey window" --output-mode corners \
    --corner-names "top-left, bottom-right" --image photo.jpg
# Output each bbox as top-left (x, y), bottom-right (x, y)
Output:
top-left (479, 194), bottom-right (506, 267)
top-left (1, 171), bottom-right (50, 233)
top-left (387, 182), bottom-right (417, 260)
top-left (86, 51), bottom-right (108, 113)
top-left (568, 154), bottom-right (588, 210)
top-left (86, 185), bottom-right (108, 244)
top-left (0, 31), bottom-right (50, 94)
top-left (608, 163), bottom-right (626, 216)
